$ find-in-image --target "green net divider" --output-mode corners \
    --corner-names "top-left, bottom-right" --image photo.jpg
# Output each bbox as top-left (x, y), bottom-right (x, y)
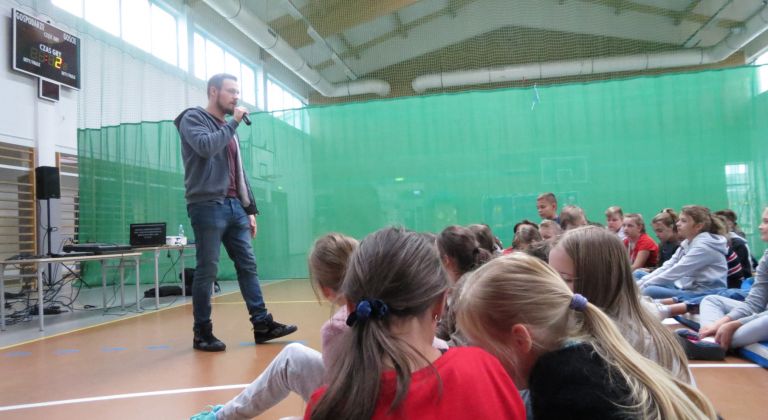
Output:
top-left (78, 66), bottom-right (768, 285)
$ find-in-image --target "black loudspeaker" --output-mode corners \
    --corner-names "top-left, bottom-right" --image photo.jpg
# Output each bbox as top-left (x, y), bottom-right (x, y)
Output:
top-left (35, 166), bottom-right (60, 199)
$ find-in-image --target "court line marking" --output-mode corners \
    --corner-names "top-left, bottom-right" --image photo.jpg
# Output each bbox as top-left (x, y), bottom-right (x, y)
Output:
top-left (0, 362), bottom-right (762, 412)
top-left (0, 384), bottom-right (249, 412)
top-left (0, 291), bottom-right (238, 351)
top-left (0, 360), bottom-right (762, 413)
top-left (689, 363), bottom-right (762, 368)
top-left (260, 278), bottom-right (293, 287)
top-left (0, 279), bottom-right (306, 351)
top-left (0, 279), bottom-right (303, 350)
top-left (214, 300), bottom-right (321, 305)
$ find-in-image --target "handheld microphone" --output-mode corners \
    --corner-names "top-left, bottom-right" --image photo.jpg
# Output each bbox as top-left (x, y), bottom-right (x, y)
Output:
top-left (242, 114), bottom-right (252, 126)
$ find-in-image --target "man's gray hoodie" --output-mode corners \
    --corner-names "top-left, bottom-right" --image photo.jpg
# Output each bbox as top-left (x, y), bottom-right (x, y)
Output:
top-left (174, 106), bottom-right (258, 215)
top-left (639, 232), bottom-right (727, 292)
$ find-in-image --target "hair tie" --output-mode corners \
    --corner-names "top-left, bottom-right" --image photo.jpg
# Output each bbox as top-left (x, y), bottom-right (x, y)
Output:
top-left (346, 298), bottom-right (389, 327)
top-left (570, 293), bottom-right (588, 312)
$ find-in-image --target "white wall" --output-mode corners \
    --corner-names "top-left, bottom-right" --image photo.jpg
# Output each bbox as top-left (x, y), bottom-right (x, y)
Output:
top-left (0, 0), bottom-right (231, 260)
top-left (0, 0), bottom-right (313, 262)
top-left (76, 36), bottom-right (204, 129)
top-left (0, 0), bottom-right (315, 157)
top-left (0, 0), bottom-right (203, 159)
top-left (0, 0), bottom-right (77, 164)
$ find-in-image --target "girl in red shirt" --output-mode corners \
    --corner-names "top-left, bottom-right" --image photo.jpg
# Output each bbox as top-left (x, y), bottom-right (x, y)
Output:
top-left (623, 213), bottom-right (659, 270)
top-left (305, 227), bottom-right (525, 420)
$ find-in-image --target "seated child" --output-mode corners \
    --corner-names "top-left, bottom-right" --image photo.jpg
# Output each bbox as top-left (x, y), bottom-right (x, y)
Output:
top-left (698, 207), bottom-right (768, 351)
top-left (456, 253), bottom-right (717, 419)
top-left (191, 233), bottom-right (357, 420)
top-left (605, 205), bottom-right (626, 240)
top-left (549, 226), bottom-right (689, 382)
top-left (623, 213), bottom-right (659, 270)
top-left (651, 208), bottom-right (681, 267)
top-left (638, 206), bottom-right (728, 299)
top-left (305, 227), bottom-right (526, 420)
top-left (538, 219), bottom-right (562, 241)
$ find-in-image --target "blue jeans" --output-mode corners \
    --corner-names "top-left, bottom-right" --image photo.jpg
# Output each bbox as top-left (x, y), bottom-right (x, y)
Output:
top-left (633, 269), bottom-right (649, 282)
top-left (188, 198), bottom-right (267, 326)
top-left (681, 288), bottom-right (748, 305)
top-left (641, 284), bottom-right (687, 299)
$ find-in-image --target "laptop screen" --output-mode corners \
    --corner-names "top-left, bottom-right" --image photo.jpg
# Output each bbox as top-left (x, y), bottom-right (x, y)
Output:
top-left (130, 222), bottom-right (166, 246)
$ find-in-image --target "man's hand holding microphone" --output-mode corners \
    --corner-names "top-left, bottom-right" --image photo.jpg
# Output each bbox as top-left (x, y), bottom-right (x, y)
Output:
top-left (234, 106), bottom-right (251, 126)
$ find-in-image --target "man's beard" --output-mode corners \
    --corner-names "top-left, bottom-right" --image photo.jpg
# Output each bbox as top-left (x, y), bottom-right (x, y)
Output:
top-left (218, 95), bottom-right (235, 115)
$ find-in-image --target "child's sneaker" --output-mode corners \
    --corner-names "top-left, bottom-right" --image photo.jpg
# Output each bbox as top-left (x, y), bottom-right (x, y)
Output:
top-left (673, 315), bottom-right (701, 331)
top-left (191, 404), bottom-right (223, 420)
top-left (675, 329), bottom-right (725, 361)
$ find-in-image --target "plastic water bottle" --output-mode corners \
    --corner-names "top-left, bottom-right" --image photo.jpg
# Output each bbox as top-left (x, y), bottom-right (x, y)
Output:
top-left (177, 224), bottom-right (187, 245)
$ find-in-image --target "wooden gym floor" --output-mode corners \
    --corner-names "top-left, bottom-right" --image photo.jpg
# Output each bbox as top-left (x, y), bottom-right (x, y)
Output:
top-left (1, 278), bottom-right (767, 419)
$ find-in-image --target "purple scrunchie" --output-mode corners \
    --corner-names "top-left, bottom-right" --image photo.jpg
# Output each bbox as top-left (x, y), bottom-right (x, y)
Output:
top-left (569, 293), bottom-right (588, 312)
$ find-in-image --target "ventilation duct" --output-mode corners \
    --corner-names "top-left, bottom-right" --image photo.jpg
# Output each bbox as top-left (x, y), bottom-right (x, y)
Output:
top-left (201, 0), bottom-right (390, 97)
top-left (413, 4), bottom-right (768, 93)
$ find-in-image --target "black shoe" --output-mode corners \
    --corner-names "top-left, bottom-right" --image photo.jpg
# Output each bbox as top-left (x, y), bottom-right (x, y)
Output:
top-left (193, 322), bottom-right (226, 352)
top-left (675, 329), bottom-right (725, 361)
top-left (673, 315), bottom-right (701, 331)
top-left (253, 314), bottom-right (298, 344)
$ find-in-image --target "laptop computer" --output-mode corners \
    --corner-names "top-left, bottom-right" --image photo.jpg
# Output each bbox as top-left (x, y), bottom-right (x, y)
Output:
top-left (130, 222), bottom-right (167, 247)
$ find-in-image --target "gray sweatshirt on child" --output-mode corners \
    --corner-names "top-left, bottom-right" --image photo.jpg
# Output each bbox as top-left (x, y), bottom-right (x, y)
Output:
top-left (174, 106), bottom-right (258, 215)
top-left (727, 250), bottom-right (768, 324)
top-left (639, 232), bottom-right (727, 291)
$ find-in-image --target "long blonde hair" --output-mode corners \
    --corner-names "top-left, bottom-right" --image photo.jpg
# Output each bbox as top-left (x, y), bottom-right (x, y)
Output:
top-left (456, 253), bottom-right (717, 419)
top-left (557, 226), bottom-right (689, 382)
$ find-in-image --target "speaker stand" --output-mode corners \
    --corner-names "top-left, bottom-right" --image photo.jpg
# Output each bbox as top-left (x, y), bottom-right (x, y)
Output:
top-left (44, 197), bottom-right (53, 287)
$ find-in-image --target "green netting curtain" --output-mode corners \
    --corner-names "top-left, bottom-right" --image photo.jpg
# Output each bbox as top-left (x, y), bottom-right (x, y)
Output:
top-left (79, 66), bottom-right (768, 284)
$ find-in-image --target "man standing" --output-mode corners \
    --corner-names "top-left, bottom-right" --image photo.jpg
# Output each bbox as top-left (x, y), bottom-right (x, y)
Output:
top-left (174, 73), bottom-right (297, 351)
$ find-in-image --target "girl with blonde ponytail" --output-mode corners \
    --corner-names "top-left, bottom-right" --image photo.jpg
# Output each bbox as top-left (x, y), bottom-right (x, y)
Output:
top-left (306, 227), bottom-right (525, 420)
top-left (548, 226), bottom-right (690, 383)
top-left (456, 253), bottom-right (718, 419)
